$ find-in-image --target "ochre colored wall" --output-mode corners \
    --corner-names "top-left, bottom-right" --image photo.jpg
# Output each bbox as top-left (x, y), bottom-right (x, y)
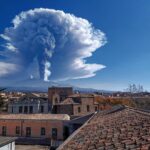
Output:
top-left (0, 119), bottom-right (64, 140)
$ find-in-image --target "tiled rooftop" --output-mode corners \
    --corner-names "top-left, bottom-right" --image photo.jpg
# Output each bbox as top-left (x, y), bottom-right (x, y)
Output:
top-left (9, 93), bottom-right (47, 103)
top-left (57, 106), bottom-right (150, 150)
top-left (0, 113), bottom-right (70, 120)
top-left (59, 98), bottom-right (79, 105)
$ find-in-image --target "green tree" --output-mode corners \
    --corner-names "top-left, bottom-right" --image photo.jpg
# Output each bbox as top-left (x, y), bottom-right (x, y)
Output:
top-left (0, 88), bottom-right (6, 111)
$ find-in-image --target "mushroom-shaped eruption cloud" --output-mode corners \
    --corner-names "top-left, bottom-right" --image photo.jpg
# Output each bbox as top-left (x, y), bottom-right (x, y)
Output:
top-left (0, 8), bottom-right (107, 81)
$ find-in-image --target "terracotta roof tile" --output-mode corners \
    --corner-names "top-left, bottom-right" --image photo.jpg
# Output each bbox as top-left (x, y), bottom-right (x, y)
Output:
top-left (60, 98), bottom-right (79, 105)
top-left (57, 106), bottom-right (150, 150)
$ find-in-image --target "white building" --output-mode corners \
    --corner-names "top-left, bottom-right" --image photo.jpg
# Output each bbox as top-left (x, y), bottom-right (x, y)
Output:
top-left (8, 93), bottom-right (50, 114)
top-left (0, 137), bottom-right (16, 150)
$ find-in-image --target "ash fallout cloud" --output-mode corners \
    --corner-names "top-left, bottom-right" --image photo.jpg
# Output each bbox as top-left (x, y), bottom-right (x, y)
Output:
top-left (0, 8), bottom-right (107, 82)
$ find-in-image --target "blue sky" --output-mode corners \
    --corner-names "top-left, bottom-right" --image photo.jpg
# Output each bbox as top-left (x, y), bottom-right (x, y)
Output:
top-left (0, 0), bottom-right (150, 91)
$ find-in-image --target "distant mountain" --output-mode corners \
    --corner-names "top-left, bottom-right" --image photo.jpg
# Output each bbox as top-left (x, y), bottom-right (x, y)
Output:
top-left (2, 79), bottom-right (115, 93)
top-left (4, 79), bottom-right (68, 92)
top-left (5, 86), bottom-right (115, 93)
top-left (73, 87), bottom-right (115, 93)
top-left (5, 86), bottom-right (47, 92)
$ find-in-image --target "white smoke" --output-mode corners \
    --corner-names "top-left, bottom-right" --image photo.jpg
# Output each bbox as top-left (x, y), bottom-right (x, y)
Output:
top-left (0, 8), bottom-right (107, 81)
top-left (0, 62), bottom-right (18, 76)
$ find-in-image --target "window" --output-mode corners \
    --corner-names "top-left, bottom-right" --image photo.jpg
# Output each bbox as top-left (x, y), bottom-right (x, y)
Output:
top-left (2, 126), bottom-right (6, 136)
top-left (95, 106), bottom-right (98, 111)
top-left (26, 127), bottom-right (31, 137)
top-left (87, 105), bottom-right (90, 112)
top-left (78, 107), bottom-right (81, 113)
top-left (16, 126), bottom-right (20, 135)
top-left (55, 98), bottom-right (58, 103)
top-left (12, 107), bottom-right (13, 113)
top-left (60, 97), bottom-right (63, 102)
top-left (41, 127), bottom-right (45, 136)
top-left (63, 126), bottom-right (69, 140)
top-left (52, 128), bottom-right (57, 139)
top-left (19, 106), bottom-right (23, 113)
top-left (24, 106), bottom-right (28, 113)
top-left (29, 106), bottom-right (33, 113)
top-left (40, 106), bottom-right (44, 113)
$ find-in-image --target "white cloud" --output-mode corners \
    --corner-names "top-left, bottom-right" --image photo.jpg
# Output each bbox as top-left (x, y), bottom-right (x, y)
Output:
top-left (0, 62), bottom-right (18, 76)
top-left (0, 8), bottom-right (107, 81)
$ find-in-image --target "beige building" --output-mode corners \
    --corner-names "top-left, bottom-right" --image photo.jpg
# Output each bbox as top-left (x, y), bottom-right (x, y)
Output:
top-left (53, 94), bottom-right (99, 117)
top-left (0, 113), bottom-right (70, 145)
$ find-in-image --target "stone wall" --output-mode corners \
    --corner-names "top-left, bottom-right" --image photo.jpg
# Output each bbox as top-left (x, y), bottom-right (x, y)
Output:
top-left (53, 104), bottom-right (73, 115)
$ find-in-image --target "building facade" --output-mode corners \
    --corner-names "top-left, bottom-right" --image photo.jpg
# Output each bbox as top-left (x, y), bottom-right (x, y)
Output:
top-left (0, 114), bottom-right (70, 142)
top-left (48, 87), bottom-right (73, 106)
top-left (53, 95), bottom-right (99, 116)
top-left (8, 93), bottom-right (50, 114)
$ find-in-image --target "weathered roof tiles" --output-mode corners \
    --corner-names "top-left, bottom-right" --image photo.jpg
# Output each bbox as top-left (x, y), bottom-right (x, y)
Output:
top-left (57, 106), bottom-right (150, 150)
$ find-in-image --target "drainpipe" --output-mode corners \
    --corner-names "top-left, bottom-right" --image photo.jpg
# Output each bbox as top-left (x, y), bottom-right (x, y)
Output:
top-left (21, 120), bottom-right (23, 137)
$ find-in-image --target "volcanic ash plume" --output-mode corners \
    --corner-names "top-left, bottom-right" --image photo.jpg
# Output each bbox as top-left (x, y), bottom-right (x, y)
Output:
top-left (0, 8), bottom-right (107, 81)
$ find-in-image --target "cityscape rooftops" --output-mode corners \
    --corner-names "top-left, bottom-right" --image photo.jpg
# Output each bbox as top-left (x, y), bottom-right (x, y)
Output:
top-left (9, 93), bottom-right (48, 104)
top-left (68, 93), bottom-right (95, 98)
top-left (57, 105), bottom-right (150, 150)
